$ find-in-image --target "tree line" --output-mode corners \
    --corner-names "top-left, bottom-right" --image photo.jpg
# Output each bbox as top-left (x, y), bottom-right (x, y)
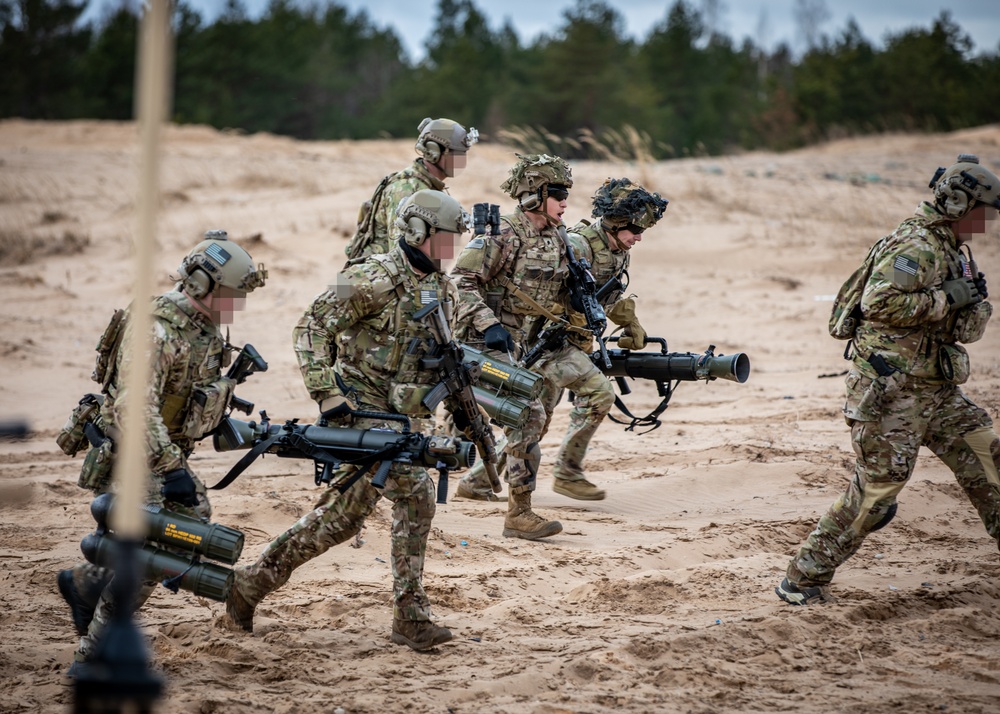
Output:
top-left (2, 0), bottom-right (998, 157)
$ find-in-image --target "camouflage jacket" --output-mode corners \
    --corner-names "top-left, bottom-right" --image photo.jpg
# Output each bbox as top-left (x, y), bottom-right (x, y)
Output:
top-left (295, 243), bottom-right (459, 416)
top-left (853, 202), bottom-right (992, 379)
top-left (451, 208), bottom-right (569, 354)
top-left (344, 159), bottom-right (447, 261)
top-left (100, 290), bottom-right (231, 475)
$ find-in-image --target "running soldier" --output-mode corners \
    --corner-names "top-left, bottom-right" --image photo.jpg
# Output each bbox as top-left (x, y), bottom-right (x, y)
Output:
top-left (226, 190), bottom-right (468, 651)
top-left (777, 155), bottom-right (1000, 604)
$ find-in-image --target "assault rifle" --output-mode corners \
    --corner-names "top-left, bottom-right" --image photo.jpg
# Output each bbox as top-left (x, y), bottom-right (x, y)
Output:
top-left (226, 343), bottom-right (268, 415)
top-left (521, 275), bottom-right (624, 369)
top-left (212, 413), bottom-right (475, 504)
top-left (558, 225), bottom-right (611, 369)
top-left (593, 336), bottom-right (751, 432)
top-left (415, 300), bottom-right (503, 495)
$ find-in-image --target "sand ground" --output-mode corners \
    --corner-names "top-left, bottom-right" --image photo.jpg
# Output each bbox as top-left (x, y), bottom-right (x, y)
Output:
top-left (2, 119), bottom-right (1000, 713)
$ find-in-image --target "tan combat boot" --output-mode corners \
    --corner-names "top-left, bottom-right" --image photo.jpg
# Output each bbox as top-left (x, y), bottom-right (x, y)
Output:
top-left (553, 478), bottom-right (606, 501)
top-left (503, 490), bottom-right (562, 540)
top-left (391, 619), bottom-right (454, 651)
top-left (455, 478), bottom-right (506, 501)
top-left (225, 577), bottom-right (257, 633)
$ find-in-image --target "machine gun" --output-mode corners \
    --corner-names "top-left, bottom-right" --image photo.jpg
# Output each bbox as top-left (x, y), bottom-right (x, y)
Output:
top-left (415, 301), bottom-right (503, 496)
top-left (593, 336), bottom-right (751, 432)
top-left (80, 492), bottom-right (244, 602)
top-left (212, 413), bottom-right (476, 504)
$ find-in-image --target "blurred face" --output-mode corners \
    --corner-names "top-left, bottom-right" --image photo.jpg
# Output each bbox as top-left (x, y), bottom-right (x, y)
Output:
top-left (211, 286), bottom-right (247, 325)
top-left (953, 203), bottom-right (998, 242)
top-left (610, 223), bottom-right (645, 251)
top-left (419, 230), bottom-right (462, 272)
top-left (440, 151), bottom-right (467, 178)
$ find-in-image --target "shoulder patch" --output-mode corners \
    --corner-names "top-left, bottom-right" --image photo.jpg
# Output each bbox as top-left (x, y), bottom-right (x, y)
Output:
top-left (892, 254), bottom-right (920, 287)
top-left (466, 237), bottom-right (485, 249)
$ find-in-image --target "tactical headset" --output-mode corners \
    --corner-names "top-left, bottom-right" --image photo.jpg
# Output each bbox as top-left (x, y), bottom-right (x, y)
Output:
top-left (929, 154), bottom-right (1000, 220)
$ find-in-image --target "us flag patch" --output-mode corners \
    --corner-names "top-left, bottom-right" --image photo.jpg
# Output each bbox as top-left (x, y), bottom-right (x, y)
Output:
top-left (206, 354), bottom-right (220, 370)
top-left (205, 243), bottom-right (232, 266)
top-left (892, 255), bottom-right (919, 286)
top-left (893, 255), bottom-right (918, 275)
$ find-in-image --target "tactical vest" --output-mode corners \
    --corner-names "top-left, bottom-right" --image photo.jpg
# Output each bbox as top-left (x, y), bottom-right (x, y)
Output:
top-left (335, 251), bottom-right (454, 415)
top-left (573, 220), bottom-right (628, 305)
top-left (482, 215), bottom-right (568, 343)
top-left (100, 293), bottom-right (230, 442)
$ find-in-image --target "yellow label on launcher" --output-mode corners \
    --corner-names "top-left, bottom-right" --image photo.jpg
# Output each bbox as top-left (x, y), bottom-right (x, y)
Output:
top-left (164, 523), bottom-right (203, 545)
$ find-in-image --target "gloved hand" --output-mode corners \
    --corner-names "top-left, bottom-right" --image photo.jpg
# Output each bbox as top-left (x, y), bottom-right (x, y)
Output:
top-left (483, 323), bottom-right (516, 353)
top-left (973, 271), bottom-right (988, 299)
top-left (319, 394), bottom-right (353, 422)
top-left (943, 277), bottom-right (982, 309)
top-left (160, 468), bottom-right (199, 507)
top-left (451, 407), bottom-right (472, 434)
top-left (606, 298), bottom-right (647, 350)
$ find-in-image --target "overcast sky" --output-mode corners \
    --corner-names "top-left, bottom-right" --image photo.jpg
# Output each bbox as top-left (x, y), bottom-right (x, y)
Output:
top-left (85, 0), bottom-right (1000, 60)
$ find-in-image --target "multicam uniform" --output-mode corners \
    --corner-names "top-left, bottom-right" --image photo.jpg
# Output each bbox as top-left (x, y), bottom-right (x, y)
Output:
top-left (786, 202), bottom-right (1000, 589)
top-left (231, 243), bottom-right (459, 624)
top-left (72, 290), bottom-right (233, 662)
top-left (344, 160), bottom-right (446, 261)
top-left (452, 207), bottom-right (569, 494)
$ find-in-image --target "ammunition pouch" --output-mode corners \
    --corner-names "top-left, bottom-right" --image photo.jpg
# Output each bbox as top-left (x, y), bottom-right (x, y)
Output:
top-left (79, 437), bottom-right (115, 493)
top-left (57, 393), bottom-right (105, 457)
top-left (845, 367), bottom-right (905, 422)
top-left (952, 301), bottom-right (992, 344)
top-left (183, 377), bottom-right (236, 439)
top-left (938, 343), bottom-right (971, 385)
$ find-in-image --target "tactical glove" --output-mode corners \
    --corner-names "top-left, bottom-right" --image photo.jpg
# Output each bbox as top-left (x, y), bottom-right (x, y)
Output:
top-left (606, 298), bottom-right (647, 350)
top-left (943, 277), bottom-right (982, 309)
top-left (973, 271), bottom-right (988, 299)
top-left (160, 468), bottom-right (199, 507)
top-left (319, 395), bottom-right (353, 422)
top-left (483, 323), bottom-right (516, 353)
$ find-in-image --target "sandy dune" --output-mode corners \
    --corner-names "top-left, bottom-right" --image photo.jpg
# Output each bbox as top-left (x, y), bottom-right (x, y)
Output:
top-left (2, 119), bottom-right (1000, 712)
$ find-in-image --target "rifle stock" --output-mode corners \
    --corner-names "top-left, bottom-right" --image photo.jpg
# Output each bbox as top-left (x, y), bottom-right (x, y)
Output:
top-left (415, 301), bottom-right (502, 494)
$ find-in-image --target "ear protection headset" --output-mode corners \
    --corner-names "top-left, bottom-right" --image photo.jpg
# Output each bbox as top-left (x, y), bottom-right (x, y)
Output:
top-left (396, 213), bottom-right (430, 246)
top-left (420, 139), bottom-right (442, 165)
top-left (937, 178), bottom-right (971, 219)
top-left (183, 266), bottom-right (214, 299)
top-left (518, 187), bottom-right (544, 212)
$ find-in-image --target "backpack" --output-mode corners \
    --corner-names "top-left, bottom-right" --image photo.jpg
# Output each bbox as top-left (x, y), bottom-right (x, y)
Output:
top-left (828, 236), bottom-right (890, 340)
top-left (344, 174), bottom-right (393, 260)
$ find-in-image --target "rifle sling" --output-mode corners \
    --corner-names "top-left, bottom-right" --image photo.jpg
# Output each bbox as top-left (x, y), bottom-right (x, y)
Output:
top-left (494, 275), bottom-right (590, 337)
top-left (209, 430), bottom-right (284, 490)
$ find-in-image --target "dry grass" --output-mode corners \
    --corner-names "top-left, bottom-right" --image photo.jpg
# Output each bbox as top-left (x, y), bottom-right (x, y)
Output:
top-left (0, 225), bottom-right (90, 265)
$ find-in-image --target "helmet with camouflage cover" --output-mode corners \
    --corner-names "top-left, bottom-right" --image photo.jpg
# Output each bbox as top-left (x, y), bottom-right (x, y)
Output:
top-left (177, 230), bottom-right (267, 299)
top-left (415, 117), bottom-right (478, 165)
top-left (929, 154), bottom-right (1000, 220)
top-left (500, 153), bottom-right (574, 210)
top-left (394, 189), bottom-right (470, 247)
top-left (591, 177), bottom-right (668, 230)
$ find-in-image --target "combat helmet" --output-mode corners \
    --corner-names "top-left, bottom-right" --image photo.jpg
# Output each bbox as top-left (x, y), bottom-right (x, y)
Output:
top-left (500, 153), bottom-right (574, 210)
top-left (415, 117), bottom-right (478, 165)
top-left (177, 230), bottom-right (267, 299)
top-left (591, 178), bottom-right (668, 230)
top-left (394, 190), bottom-right (470, 247)
top-left (929, 154), bottom-right (1000, 220)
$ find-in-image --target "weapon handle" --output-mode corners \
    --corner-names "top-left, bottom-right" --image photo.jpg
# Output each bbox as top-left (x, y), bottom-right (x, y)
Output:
top-left (370, 459), bottom-right (393, 489)
top-left (436, 465), bottom-right (448, 504)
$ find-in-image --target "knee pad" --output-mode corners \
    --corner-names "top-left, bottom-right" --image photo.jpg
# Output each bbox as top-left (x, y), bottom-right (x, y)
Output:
top-left (867, 502), bottom-right (898, 532)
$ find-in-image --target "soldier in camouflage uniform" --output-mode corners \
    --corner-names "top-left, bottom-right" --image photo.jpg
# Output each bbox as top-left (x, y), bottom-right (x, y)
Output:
top-left (450, 153), bottom-right (574, 539)
top-left (456, 178), bottom-right (668, 501)
top-left (777, 155), bottom-right (1000, 605)
top-left (226, 190), bottom-right (467, 651)
top-left (343, 117), bottom-right (477, 262)
top-left (59, 231), bottom-right (266, 672)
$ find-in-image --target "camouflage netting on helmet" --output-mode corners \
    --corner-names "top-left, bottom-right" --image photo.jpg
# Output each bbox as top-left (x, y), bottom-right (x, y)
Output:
top-left (500, 153), bottom-right (574, 198)
top-left (591, 178), bottom-right (668, 229)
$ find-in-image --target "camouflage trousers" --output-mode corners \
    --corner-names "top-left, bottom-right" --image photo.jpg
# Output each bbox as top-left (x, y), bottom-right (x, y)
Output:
top-left (74, 473), bottom-right (212, 662)
top-left (787, 374), bottom-right (1000, 588)
top-left (232, 417), bottom-right (437, 622)
top-left (457, 343), bottom-right (614, 493)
